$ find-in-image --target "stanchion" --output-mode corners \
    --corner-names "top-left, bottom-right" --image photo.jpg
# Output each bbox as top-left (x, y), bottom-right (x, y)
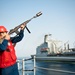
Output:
top-left (22, 59), bottom-right (25, 75)
top-left (34, 56), bottom-right (36, 75)
top-left (17, 60), bottom-right (20, 70)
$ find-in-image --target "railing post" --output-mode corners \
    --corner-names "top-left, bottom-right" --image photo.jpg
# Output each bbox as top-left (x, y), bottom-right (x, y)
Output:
top-left (17, 60), bottom-right (20, 70)
top-left (22, 59), bottom-right (25, 75)
top-left (34, 56), bottom-right (36, 75)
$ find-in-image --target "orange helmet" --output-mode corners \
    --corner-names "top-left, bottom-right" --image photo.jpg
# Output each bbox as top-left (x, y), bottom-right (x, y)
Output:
top-left (0, 26), bottom-right (8, 32)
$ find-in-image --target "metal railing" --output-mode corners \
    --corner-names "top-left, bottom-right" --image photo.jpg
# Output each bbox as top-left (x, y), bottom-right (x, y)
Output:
top-left (17, 56), bottom-right (75, 75)
top-left (17, 58), bottom-right (33, 75)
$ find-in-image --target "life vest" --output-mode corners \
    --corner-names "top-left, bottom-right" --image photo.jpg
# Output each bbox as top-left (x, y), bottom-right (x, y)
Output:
top-left (0, 40), bottom-right (17, 68)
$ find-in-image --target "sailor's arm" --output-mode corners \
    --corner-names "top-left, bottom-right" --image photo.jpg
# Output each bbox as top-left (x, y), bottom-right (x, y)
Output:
top-left (11, 25), bottom-right (25, 43)
top-left (0, 34), bottom-right (10, 51)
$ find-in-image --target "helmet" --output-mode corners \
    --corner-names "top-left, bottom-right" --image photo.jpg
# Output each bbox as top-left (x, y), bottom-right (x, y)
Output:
top-left (0, 26), bottom-right (8, 32)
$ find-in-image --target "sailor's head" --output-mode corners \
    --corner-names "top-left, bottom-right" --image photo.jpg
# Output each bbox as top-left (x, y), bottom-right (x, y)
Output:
top-left (0, 26), bottom-right (8, 38)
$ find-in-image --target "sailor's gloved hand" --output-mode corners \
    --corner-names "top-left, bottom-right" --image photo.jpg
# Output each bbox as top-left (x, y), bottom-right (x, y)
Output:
top-left (20, 23), bottom-right (26, 30)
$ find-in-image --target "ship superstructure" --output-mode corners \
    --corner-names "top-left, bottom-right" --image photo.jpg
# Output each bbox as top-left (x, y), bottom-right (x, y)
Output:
top-left (36, 34), bottom-right (72, 56)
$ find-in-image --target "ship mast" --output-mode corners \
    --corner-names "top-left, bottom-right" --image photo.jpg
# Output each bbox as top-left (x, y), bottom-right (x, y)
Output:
top-left (44, 34), bottom-right (52, 43)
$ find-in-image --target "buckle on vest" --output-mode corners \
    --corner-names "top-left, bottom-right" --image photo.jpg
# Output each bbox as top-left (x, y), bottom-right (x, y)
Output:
top-left (6, 49), bottom-right (10, 52)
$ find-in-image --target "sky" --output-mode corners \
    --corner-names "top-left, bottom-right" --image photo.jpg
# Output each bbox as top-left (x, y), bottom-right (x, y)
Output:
top-left (0, 0), bottom-right (75, 57)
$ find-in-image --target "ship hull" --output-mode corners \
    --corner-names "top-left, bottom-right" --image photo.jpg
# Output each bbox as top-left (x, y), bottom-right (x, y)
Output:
top-left (35, 56), bottom-right (75, 62)
top-left (31, 55), bottom-right (75, 62)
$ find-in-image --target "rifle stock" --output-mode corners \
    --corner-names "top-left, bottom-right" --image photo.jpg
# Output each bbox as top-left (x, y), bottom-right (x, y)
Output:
top-left (9, 12), bottom-right (42, 35)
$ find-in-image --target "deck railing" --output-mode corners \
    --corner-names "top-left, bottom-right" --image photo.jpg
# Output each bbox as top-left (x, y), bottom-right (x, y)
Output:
top-left (17, 56), bottom-right (75, 75)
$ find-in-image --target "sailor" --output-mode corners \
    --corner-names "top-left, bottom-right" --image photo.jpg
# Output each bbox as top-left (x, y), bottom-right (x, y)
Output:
top-left (0, 25), bottom-right (25, 75)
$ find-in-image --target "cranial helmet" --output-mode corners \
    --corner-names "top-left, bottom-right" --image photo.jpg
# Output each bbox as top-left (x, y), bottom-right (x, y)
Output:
top-left (0, 26), bottom-right (8, 32)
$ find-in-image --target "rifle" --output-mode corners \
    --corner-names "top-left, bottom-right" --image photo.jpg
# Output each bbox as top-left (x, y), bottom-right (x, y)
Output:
top-left (9, 12), bottom-right (42, 35)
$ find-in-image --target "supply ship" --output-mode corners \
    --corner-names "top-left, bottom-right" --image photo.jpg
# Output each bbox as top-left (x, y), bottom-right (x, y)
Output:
top-left (31, 34), bottom-right (75, 62)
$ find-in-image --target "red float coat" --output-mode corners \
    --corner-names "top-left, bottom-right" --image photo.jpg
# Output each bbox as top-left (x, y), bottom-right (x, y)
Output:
top-left (0, 40), bottom-right (17, 68)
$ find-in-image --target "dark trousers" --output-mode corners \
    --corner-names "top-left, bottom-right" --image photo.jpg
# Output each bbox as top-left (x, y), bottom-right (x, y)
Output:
top-left (0, 62), bottom-right (19, 75)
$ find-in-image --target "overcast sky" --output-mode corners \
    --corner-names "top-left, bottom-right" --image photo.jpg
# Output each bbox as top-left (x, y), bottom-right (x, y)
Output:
top-left (0, 0), bottom-right (75, 57)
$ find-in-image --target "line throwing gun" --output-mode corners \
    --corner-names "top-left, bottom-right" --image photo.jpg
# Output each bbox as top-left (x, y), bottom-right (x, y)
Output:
top-left (8, 12), bottom-right (42, 35)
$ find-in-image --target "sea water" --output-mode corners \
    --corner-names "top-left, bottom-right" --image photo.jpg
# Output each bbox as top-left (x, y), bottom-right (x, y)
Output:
top-left (18, 57), bottom-right (75, 75)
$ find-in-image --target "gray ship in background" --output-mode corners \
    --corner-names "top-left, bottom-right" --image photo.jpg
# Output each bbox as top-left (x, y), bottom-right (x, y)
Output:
top-left (31, 34), bottom-right (75, 62)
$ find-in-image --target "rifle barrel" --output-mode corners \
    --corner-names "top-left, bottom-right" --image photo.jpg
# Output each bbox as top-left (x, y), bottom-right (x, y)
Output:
top-left (9, 11), bottom-right (42, 35)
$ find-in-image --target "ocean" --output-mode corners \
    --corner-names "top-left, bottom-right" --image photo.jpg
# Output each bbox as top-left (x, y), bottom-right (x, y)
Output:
top-left (18, 57), bottom-right (75, 75)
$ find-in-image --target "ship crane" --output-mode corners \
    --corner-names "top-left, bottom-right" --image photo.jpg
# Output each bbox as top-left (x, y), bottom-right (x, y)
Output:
top-left (49, 40), bottom-right (62, 54)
